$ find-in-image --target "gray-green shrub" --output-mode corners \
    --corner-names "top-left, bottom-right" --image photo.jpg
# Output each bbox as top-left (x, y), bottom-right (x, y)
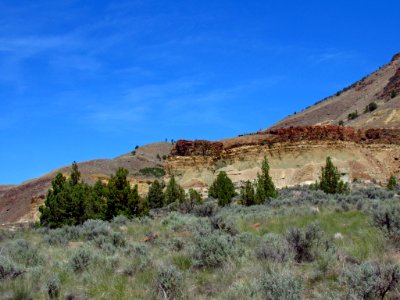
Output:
top-left (5, 239), bottom-right (43, 267)
top-left (156, 265), bottom-right (183, 299)
top-left (286, 222), bottom-right (334, 263)
top-left (0, 255), bottom-right (24, 279)
top-left (372, 205), bottom-right (400, 242)
top-left (344, 262), bottom-right (400, 299)
top-left (46, 273), bottom-right (61, 299)
top-left (69, 247), bottom-right (94, 273)
top-left (259, 269), bottom-right (304, 300)
top-left (192, 231), bottom-right (233, 268)
top-left (255, 233), bottom-right (291, 262)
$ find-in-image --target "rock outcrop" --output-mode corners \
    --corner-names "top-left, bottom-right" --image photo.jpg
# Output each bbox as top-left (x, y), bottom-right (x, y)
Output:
top-left (166, 126), bottom-right (400, 193)
top-left (172, 140), bottom-right (223, 157)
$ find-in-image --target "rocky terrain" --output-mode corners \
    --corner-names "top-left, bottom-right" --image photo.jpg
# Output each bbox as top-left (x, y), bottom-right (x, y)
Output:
top-left (271, 52), bottom-right (400, 129)
top-left (167, 126), bottom-right (400, 194)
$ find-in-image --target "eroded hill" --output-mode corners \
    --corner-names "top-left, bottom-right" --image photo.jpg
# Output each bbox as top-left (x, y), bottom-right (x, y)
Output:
top-left (0, 142), bottom-right (173, 224)
top-left (167, 126), bottom-right (400, 193)
top-left (271, 53), bottom-right (400, 129)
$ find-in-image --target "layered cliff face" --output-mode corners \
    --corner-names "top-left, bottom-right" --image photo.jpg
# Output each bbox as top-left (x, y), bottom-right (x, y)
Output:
top-left (166, 126), bottom-right (400, 192)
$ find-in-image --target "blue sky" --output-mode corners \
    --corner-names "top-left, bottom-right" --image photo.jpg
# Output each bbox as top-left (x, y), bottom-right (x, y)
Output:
top-left (1, 0), bottom-right (399, 184)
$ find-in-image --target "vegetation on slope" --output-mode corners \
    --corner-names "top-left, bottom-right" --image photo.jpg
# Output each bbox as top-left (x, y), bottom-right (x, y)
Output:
top-left (1, 185), bottom-right (400, 299)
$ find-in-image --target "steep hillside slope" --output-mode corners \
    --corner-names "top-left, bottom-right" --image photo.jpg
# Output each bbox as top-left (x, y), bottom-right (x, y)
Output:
top-left (271, 53), bottom-right (400, 129)
top-left (0, 142), bottom-right (173, 224)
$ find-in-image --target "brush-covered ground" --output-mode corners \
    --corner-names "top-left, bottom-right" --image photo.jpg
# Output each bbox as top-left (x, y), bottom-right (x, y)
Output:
top-left (1, 185), bottom-right (400, 299)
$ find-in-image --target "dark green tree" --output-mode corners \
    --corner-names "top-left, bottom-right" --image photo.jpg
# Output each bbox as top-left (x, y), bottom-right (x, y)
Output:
top-left (39, 164), bottom-right (148, 228)
top-left (164, 175), bottom-right (185, 204)
top-left (69, 161), bottom-right (81, 186)
top-left (316, 157), bottom-right (349, 194)
top-left (188, 188), bottom-right (203, 205)
top-left (387, 175), bottom-right (397, 191)
top-left (39, 173), bottom-right (69, 228)
top-left (39, 166), bottom-right (99, 228)
top-left (208, 171), bottom-right (236, 206)
top-left (105, 168), bottom-right (142, 219)
top-left (364, 102), bottom-right (378, 113)
top-left (240, 180), bottom-right (256, 206)
top-left (147, 180), bottom-right (165, 209)
top-left (255, 156), bottom-right (277, 203)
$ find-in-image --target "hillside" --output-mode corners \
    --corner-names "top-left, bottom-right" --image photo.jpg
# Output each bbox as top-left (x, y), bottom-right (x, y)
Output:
top-left (2, 53), bottom-right (400, 225)
top-left (0, 143), bottom-right (173, 224)
top-left (271, 53), bottom-right (400, 129)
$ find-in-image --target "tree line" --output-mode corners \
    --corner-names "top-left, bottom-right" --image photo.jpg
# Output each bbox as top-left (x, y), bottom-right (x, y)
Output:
top-left (39, 156), bottom-right (396, 228)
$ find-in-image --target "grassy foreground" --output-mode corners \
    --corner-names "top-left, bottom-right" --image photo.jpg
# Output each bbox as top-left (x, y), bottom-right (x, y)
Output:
top-left (0, 185), bottom-right (399, 299)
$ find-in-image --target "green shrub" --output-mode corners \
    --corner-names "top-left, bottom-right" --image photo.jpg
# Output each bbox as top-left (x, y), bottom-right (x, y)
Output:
top-left (240, 180), bottom-right (256, 206)
top-left (165, 175), bottom-right (186, 204)
top-left (43, 230), bottom-right (68, 246)
top-left (387, 175), bottom-right (397, 190)
top-left (112, 215), bottom-right (129, 225)
top-left (348, 110), bottom-right (358, 120)
top-left (46, 273), bottom-right (61, 300)
top-left (286, 222), bottom-right (333, 263)
top-left (364, 102), bottom-right (378, 113)
top-left (192, 231), bottom-right (233, 268)
top-left (0, 255), bottom-right (24, 280)
top-left (344, 262), bottom-right (400, 299)
top-left (259, 269), bottom-right (304, 300)
top-left (314, 157), bottom-right (349, 194)
top-left (156, 265), bottom-right (183, 299)
top-left (147, 180), bottom-right (165, 209)
top-left (5, 239), bottom-right (43, 267)
top-left (69, 247), bottom-right (94, 273)
top-left (188, 188), bottom-right (203, 204)
top-left (92, 232), bottom-right (126, 254)
top-left (168, 237), bottom-right (185, 252)
top-left (208, 171), bottom-right (236, 206)
top-left (255, 233), bottom-right (291, 262)
top-left (192, 202), bottom-right (219, 217)
top-left (139, 167), bottom-right (166, 178)
top-left (372, 205), bottom-right (400, 241)
top-left (255, 156), bottom-right (278, 202)
top-left (80, 219), bottom-right (112, 240)
top-left (210, 214), bottom-right (238, 236)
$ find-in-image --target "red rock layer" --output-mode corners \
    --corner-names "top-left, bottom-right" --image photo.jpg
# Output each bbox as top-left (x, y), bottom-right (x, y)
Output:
top-left (172, 140), bottom-right (224, 157)
top-left (171, 126), bottom-right (400, 157)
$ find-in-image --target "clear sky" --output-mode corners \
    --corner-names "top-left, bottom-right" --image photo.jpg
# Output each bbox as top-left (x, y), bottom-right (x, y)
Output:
top-left (1, 0), bottom-right (400, 184)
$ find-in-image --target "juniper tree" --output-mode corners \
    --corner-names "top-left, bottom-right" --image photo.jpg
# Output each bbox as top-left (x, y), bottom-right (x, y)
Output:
top-left (69, 161), bottom-right (81, 186)
top-left (316, 157), bottom-right (349, 194)
top-left (105, 168), bottom-right (142, 219)
top-left (240, 180), bottom-right (256, 206)
top-left (255, 156), bottom-right (277, 203)
top-left (208, 171), bottom-right (236, 206)
top-left (188, 188), bottom-right (203, 205)
top-left (147, 180), bottom-right (165, 209)
top-left (164, 175), bottom-right (186, 204)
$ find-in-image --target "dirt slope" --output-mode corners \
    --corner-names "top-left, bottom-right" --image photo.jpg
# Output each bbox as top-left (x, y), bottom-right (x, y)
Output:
top-left (271, 53), bottom-right (400, 129)
top-left (0, 142), bottom-right (173, 224)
